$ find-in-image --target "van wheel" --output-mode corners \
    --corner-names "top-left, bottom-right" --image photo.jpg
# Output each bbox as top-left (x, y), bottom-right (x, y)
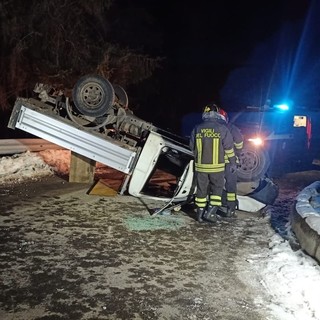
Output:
top-left (72, 74), bottom-right (115, 117)
top-left (113, 84), bottom-right (129, 109)
top-left (237, 146), bottom-right (270, 182)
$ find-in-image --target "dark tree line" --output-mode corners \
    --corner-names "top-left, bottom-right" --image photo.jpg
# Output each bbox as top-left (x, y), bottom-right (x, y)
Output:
top-left (0, 0), bottom-right (163, 111)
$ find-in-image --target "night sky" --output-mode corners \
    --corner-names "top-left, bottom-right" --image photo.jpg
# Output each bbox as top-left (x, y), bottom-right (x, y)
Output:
top-left (2, 0), bottom-right (318, 136)
top-left (122, 0), bottom-right (316, 130)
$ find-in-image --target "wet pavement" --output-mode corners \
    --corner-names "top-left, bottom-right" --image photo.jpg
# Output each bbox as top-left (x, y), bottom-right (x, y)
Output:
top-left (0, 174), bottom-right (312, 320)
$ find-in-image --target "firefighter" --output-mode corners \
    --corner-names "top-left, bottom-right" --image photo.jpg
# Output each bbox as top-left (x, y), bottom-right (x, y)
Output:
top-left (189, 104), bottom-right (237, 223)
top-left (218, 108), bottom-right (244, 217)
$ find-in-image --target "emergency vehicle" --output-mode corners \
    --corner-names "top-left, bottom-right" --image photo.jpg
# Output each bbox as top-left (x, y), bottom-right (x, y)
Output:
top-left (182, 103), bottom-right (319, 182)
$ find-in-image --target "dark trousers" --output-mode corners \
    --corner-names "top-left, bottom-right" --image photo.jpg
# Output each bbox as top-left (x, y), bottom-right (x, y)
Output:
top-left (195, 171), bottom-right (224, 208)
top-left (224, 163), bottom-right (237, 210)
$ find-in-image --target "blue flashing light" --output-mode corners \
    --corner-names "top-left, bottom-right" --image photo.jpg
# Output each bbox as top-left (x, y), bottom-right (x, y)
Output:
top-left (274, 104), bottom-right (289, 111)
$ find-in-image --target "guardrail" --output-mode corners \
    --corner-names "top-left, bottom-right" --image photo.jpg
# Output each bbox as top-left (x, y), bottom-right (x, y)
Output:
top-left (0, 139), bottom-right (66, 155)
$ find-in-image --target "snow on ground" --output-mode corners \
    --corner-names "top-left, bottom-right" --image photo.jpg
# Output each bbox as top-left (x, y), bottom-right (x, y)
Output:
top-left (1, 150), bottom-right (320, 320)
top-left (248, 232), bottom-right (320, 320)
top-left (0, 150), bottom-right (54, 184)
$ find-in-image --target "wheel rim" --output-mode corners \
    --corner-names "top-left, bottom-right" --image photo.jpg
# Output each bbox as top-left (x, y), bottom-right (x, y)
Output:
top-left (80, 83), bottom-right (104, 110)
top-left (239, 150), bottom-right (260, 172)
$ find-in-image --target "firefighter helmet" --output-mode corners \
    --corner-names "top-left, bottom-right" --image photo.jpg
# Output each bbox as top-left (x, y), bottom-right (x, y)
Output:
top-left (202, 103), bottom-right (220, 121)
top-left (218, 108), bottom-right (229, 123)
top-left (203, 103), bottom-right (219, 113)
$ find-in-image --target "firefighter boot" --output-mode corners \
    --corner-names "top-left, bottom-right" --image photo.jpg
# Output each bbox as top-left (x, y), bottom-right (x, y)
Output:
top-left (226, 207), bottom-right (236, 218)
top-left (226, 201), bottom-right (237, 218)
top-left (196, 208), bottom-right (205, 223)
top-left (203, 205), bottom-right (218, 223)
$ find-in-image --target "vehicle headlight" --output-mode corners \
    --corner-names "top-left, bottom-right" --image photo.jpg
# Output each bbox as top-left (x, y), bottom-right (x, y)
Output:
top-left (248, 137), bottom-right (264, 146)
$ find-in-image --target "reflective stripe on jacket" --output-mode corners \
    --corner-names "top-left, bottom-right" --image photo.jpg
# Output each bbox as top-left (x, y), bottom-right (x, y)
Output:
top-left (190, 119), bottom-right (236, 173)
top-left (225, 123), bottom-right (244, 164)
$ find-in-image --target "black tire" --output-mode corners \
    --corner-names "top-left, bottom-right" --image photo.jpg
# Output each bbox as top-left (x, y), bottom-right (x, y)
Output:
top-left (72, 74), bottom-right (115, 117)
top-left (114, 84), bottom-right (129, 109)
top-left (237, 146), bottom-right (270, 182)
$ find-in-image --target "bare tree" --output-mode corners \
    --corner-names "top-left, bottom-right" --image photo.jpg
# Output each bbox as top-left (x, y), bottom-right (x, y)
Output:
top-left (0, 0), bottom-right (162, 110)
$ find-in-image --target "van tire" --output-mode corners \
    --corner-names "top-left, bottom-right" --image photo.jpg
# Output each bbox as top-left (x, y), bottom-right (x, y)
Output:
top-left (237, 146), bottom-right (270, 182)
top-left (72, 74), bottom-right (115, 117)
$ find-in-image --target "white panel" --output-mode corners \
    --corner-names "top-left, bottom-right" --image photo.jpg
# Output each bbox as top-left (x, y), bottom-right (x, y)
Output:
top-left (15, 106), bottom-right (137, 174)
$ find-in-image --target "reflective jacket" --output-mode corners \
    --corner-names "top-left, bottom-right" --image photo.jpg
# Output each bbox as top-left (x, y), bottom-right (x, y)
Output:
top-left (225, 123), bottom-right (244, 163)
top-left (228, 123), bottom-right (243, 155)
top-left (190, 119), bottom-right (236, 173)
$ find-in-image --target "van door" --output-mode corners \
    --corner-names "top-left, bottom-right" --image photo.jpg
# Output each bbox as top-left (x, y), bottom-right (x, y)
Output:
top-left (128, 131), bottom-right (194, 202)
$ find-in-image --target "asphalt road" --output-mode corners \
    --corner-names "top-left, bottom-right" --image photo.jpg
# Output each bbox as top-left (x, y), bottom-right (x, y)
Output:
top-left (0, 173), bottom-right (318, 320)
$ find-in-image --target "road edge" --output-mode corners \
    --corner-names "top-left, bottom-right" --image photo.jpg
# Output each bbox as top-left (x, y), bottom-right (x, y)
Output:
top-left (291, 181), bottom-right (320, 263)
